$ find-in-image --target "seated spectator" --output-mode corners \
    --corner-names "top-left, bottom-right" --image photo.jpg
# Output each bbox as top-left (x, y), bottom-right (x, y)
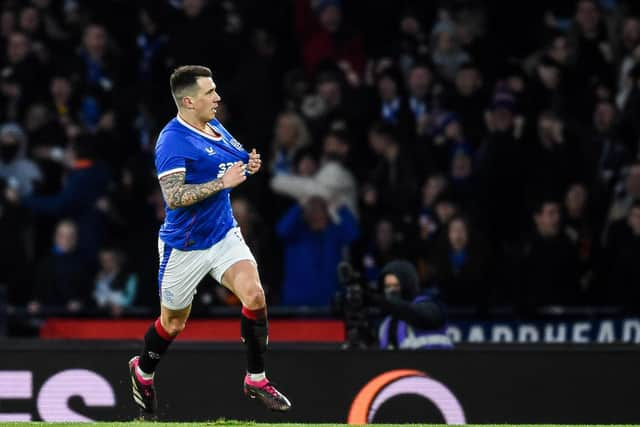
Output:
top-left (269, 111), bottom-right (311, 175)
top-left (406, 61), bottom-right (435, 137)
top-left (276, 196), bottom-right (358, 306)
top-left (607, 161), bottom-right (640, 226)
top-left (372, 66), bottom-right (414, 140)
top-left (563, 182), bottom-right (597, 293)
top-left (430, 12), bottom-right (470, 82)
top-left (364, 121), bottom-right (418, 222)
top-left (602, 201), bottom-right (640, 311)
top-left (93, 247), bottom-right (138, 316)
top-left (0, 122), bottom-right (41, 197)
top-left (429, 215), bottom-right (490, 312)
top-left (519, 200), bottom-right (582, 313)
top-left (28, 219), bottom-right (91, 313)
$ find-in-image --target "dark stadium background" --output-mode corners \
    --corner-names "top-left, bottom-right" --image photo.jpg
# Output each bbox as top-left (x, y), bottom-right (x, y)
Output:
top-left (0, 0), bottom-right (640, 423)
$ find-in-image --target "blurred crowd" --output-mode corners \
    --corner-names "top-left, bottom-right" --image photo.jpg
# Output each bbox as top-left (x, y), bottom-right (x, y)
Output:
top-left (1, 0), bottom-right (640, 322)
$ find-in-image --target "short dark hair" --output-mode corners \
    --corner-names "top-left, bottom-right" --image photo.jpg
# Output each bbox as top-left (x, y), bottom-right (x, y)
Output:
top-left (169, 65), bottom-right (212, 100)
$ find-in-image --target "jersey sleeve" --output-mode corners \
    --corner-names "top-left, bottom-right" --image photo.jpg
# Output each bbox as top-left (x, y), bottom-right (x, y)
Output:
top-left (155, 131), bottom-right (188, 179)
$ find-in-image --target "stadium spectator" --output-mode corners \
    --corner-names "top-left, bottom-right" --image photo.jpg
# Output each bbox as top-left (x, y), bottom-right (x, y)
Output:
top-left (360, 218), bottom-right (406, 288)
top-left (0, 122), bottom-right (41, 197)
top-left (28, 219), bottom-right (91, 314)
top-left (374, 259), bottom-right (452, 349)
top-left (93, 247), bottom-right (138, 317)
top-left (428, 215), bottom-right (490, 312)
top-left (430, 11), bottom-right (470, 82)
top-left (608, 161), bottom-right (640, 225)
top-left (298, 0), bottom-right (366, 79)
top-left (364, 121), bottom-right (418, 223)
top-left (602, 201), bottom-right (640, 311)
top-left (269, 111), bottom-right (311, 175)
top-left (519, 200), bottom-right (582, 313)
top-left (276, 196), bottom-right (358, 306)
top-left (405, 61), bottom-right (435, 138)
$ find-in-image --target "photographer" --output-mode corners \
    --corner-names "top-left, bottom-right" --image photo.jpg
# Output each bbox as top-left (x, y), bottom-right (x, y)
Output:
top-left (338, 259), bottom-right (452, 349)
top-left (374, 260), bottom-right (453, 349)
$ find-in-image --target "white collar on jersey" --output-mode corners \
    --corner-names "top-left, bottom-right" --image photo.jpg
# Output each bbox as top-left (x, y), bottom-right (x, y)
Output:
top-left (176, 114), bottom-right (223, 141)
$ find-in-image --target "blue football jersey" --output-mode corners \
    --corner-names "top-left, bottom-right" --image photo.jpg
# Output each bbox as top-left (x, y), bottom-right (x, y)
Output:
top-left (155, 115), bottom-right (250, 251)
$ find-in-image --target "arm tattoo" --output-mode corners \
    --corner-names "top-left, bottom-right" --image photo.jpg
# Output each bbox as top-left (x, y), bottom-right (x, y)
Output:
top-left (159, 172), bottom-right (224, 209)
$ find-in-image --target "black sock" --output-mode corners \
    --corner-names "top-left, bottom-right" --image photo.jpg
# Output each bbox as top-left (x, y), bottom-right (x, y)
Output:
top-left (138, 318), bottom-right (174, 374)
top-left (241, 307), bottom-right (268, 374)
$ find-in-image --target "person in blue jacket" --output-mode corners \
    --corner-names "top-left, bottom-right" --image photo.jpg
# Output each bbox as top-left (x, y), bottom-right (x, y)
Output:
top-left (277, 195), bottom-right (359, 306)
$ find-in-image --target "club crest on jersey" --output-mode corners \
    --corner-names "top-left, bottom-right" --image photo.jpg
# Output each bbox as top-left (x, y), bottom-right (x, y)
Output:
top-left (205, 146), bottom-right (215, 156)
top-left (229, 138), bottom-right (244, 151)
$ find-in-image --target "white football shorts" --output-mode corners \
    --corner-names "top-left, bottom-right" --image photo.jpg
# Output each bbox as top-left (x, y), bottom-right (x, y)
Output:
top-left (157, 226), bottom-right (256, 310)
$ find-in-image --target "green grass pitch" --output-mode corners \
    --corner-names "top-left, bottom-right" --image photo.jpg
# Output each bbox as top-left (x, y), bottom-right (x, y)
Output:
top-left (3, 422), bottom-right (640, 427)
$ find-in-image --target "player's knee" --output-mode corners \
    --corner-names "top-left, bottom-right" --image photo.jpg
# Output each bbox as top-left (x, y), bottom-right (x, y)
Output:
top-left (165, 319), bottom-right (187, 337)
top-left (243, 282), bottom-right (265, 310)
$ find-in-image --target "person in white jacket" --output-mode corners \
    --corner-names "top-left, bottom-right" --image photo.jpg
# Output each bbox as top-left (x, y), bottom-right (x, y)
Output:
top-left (270, 128), bottom-right (358, 221)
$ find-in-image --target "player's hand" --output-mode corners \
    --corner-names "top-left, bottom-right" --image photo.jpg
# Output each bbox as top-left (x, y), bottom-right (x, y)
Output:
top-left (247, 148), bottom-right (262, 175)
top-left (221, 161), bottom-right (247, 189)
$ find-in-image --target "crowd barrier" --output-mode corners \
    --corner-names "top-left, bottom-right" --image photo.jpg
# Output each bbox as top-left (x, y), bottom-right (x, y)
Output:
top-left (33, 316), bottom-right (640, 344)
top-left (0, 340), bottom-right (638, 423)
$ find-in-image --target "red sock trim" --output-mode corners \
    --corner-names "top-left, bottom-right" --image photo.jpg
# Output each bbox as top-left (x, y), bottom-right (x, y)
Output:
top-left (242, 306), bottom-right (266, 320)
top-left (154, 317), bottom-right (173, 341)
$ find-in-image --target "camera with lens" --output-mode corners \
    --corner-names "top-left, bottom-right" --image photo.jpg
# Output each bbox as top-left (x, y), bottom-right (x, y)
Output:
top-left (334, 261), bottom-right (378, 349)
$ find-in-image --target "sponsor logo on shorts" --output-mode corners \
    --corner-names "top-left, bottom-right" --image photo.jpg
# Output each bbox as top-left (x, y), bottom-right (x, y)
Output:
top-left (163, 290), bottom-right (174, 304)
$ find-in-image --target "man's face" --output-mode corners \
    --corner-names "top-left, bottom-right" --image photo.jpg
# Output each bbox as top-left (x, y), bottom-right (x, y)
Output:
top-left (408, 66), bottom-right (431, 98)
top-left (82, 25), bottom-right (107, 58)
top-left (576, 0), bottom-right (600, 35)
top-left (304, 198), bottom-right (329, 231)
top-left (550, 36), bottom-right (569, 64)
top-left (535, 203), bottom-right (561, 236)
top-left (319, 5), bottom-right (341, 33)
top-left (538, 115), bottom-right (557, 145)
top-left (565, 184), bottom-right (587, 215)
top-left (623, 18), bottom-right (640, 49)
top-left (275, 114), bottom-right (298, 148)
top-left (378, 75), bottom-right (398, 102)
top-left (422, 175), bottom-right (446, 206)
top-left (187, 77), bottom-right (221, 122)
top-left (492, 107), bottom-right (514, 132)
top-left (455, 68), bottom-right (479, 96)
top-left (317, 80), bottom-right (341, 109)
top-left (376, 220), bottom-right (394, 250)
top-left (448, 219), bottom-right (468, 251)
top-left (537, 63), bottom-right (560, 90)
top-left (19, 7), bottom-right (39, 33)
top-left (323, 135), bottom-right (348, 160)
top-left (383, 274), bottom-right (402, 299)
top-left (594, 102), bottom-right (615, 132)
top-left (183, 0), bottom-right (205, 18)
top-left (7, 32), bottom-right (29, 63)
top-left (50, 76), bottom-right (71, 101)
top-left (368, 131), bottom-right (388, 155)
top-left (55, 222), bottom-right (77, 253)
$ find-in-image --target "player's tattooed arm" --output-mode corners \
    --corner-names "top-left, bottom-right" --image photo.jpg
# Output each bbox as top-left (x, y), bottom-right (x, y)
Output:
top-left (159, 172), bottom-right (224, 209)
